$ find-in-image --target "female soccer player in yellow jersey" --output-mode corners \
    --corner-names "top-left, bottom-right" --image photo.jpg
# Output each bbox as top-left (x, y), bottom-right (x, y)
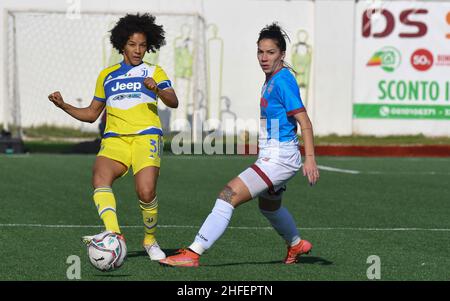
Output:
top-left (48, 13), bottom-right (178, 261)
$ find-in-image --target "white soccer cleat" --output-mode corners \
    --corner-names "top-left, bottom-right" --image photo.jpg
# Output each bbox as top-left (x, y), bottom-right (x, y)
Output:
top-left (82, 230), bottom-right (113, 245)
top-left (144, 242), bottom-right (166, 261)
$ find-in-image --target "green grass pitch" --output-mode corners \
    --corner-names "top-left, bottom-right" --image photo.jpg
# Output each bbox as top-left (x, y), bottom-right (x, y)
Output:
top-left (0, 154), bottom-right (449, 280)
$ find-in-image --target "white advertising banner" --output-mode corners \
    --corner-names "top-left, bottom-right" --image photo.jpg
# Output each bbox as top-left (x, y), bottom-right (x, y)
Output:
top-left (353, 1), bottom-right (450, 133)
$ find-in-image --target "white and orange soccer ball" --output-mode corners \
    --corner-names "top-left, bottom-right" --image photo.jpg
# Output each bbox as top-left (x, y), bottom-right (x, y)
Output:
top-left (87, 231), bottom-right (127, 271)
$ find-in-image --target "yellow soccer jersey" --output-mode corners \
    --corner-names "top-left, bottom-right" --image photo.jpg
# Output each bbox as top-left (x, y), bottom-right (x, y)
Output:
top-left (93, 61), bottom-right (172, 137)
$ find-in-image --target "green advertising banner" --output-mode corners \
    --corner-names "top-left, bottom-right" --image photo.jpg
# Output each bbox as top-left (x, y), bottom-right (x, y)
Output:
top-left (353, 104), bottom-right (450, 119)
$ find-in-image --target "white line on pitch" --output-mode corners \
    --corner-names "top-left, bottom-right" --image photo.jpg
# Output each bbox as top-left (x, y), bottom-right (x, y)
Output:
top-left (317, 165), bottom-right (449, 175)
top-left (317, 165), bottom-right (360, 174)
top-left (365, 171), bottom-right (450, 175)
top-left (0, 223), bottom-right (449, 231)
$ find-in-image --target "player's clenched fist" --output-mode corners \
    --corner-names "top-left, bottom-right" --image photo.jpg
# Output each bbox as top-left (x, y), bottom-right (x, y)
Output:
top-left (48, 91), bottom-right (65, 108)
top-left (143, 77), bottom-right (158, 93)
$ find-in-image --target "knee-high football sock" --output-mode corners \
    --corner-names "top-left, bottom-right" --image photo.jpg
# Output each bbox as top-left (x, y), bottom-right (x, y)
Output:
top-left (140, 196), bottom-right (158, 246)
top-left (260, 207), bottom-right (301, 246)
top-left (189, 199), bottom-right (234, 255)
top-left (93, 187), bottom-right (121, 234)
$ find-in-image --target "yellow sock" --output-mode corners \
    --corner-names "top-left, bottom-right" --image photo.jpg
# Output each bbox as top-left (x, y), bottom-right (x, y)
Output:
top-left (93, 187), bottom-right (121, 234)
top-left (140, 197), bottom-right (158, 246)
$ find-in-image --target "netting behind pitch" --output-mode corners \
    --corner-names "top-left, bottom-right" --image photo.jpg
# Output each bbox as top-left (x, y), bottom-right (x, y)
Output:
top-left (5, 11), bottom-right (207, 137)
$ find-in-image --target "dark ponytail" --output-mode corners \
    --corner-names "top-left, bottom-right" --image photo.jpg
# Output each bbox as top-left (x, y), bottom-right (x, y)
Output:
top-left (257, 22), bottom-right (297, 74)
top-left (257, 22), bottom-right (290, 52)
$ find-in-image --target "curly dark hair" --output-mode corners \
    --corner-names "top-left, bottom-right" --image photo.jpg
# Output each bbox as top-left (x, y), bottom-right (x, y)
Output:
top-left (110, 13), bottom-right (166, 54)
top-left (257, 22), bottom-right (290, 52)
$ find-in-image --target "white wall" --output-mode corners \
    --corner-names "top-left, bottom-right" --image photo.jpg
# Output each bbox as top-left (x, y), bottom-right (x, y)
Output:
top-left (1, 0), bottom-right (449, 137)
top-left (202, 0), bottom-right (314, 133)
top-left (0, 0), bottom-right (314, 135)
top-left (0, 0), bottom-right (314, 133)
top-left (312, 0), bottom-right (355, 136)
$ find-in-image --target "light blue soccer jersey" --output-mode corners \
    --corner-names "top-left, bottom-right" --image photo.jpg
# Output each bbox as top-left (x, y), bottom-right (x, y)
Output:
top-left (259, 67), bottom-right (305, 144)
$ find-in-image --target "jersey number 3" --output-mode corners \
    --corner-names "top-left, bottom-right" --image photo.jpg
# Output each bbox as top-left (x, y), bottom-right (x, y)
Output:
top-left (149, 138), bottom-right (160, 158)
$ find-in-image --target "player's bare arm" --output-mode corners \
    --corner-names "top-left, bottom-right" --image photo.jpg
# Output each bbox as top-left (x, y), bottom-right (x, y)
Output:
top-left (143, 77), bottom-right (179, 108)
top-left (48, 91), bottom-right (105, 123)
top-left (294, 111), bottom-right (320, 185)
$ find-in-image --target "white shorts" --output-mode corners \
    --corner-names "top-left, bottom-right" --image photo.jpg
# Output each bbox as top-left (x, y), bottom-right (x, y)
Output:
top-left (238, 145), bottom-right (302, 201)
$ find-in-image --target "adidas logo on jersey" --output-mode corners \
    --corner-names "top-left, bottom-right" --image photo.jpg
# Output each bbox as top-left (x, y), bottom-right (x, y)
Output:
top-left (111, 82), bottom-right (142, 92)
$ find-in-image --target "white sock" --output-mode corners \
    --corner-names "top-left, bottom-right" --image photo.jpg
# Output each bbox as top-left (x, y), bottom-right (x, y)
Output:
top-left (260, 207), bottom-right (301, 246)
top-left (189, 199), bottom-right (234, 255)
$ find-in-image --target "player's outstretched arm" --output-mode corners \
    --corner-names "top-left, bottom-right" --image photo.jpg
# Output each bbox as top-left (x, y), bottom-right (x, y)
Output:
top-left (143, 77), bottom-right (179, 108)
top-left (294, 111), bottom-right (320, 185)
top-left (48, 91), bottom-right (106, 123)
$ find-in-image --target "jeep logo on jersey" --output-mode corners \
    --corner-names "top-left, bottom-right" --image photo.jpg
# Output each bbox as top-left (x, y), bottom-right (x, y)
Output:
top-left (111, 82), bottom-right (142, 92)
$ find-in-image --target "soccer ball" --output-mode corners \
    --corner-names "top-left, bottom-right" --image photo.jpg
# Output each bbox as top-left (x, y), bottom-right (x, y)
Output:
top-left (87, 231), bottom-right (127, 271)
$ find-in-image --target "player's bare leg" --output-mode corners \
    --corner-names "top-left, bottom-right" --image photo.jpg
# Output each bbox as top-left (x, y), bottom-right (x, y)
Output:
top-left (219, 177), bottom-right (253, 207)
top-left (92, 156), bottom-right (127, 188)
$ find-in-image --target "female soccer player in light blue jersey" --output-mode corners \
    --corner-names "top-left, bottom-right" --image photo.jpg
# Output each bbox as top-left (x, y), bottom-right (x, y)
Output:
top-left (160, 23), bottom-right (320, 267)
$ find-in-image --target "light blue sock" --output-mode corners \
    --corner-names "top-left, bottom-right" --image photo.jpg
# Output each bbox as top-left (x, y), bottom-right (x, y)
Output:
top-left (260, 207), bottom-right (301, 246)
top-left (189, 199), bottom-right (234, 255)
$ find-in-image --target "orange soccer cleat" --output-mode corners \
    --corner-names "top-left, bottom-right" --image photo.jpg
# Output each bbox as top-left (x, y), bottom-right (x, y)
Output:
top-left (284, 239), bottom-right (312, 264)
top-left (159, 248), bottom-right (200, 267)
